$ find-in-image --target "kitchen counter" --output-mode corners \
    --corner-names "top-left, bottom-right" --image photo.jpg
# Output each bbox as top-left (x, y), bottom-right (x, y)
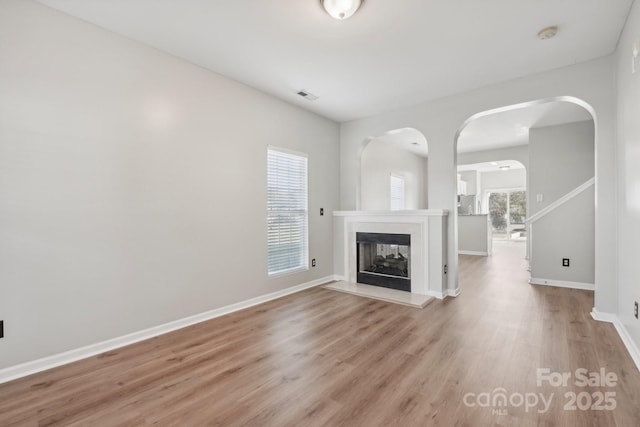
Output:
top-left (458, 214), bottom-right (491, 256)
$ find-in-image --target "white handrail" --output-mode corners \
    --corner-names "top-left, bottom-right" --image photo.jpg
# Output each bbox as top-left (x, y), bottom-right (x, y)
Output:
top-left (526, 177), bottom-right (595, 225)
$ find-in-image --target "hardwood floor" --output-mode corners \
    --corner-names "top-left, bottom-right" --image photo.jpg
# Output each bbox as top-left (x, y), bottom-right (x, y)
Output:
top-left (1, 241), bottom-right (639, 426)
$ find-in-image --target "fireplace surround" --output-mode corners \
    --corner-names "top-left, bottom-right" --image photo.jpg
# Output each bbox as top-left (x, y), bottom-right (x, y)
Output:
top-left (333, 210), bottom-right (450, 299)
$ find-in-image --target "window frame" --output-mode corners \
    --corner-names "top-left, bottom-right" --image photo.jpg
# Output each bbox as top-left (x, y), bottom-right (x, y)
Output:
top-left (266, 146), bottom-right (309, 277)
top-left (390, 173), bottom-right (406, 211)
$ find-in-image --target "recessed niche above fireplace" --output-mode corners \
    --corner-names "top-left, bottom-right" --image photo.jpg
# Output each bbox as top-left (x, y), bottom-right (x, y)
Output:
top-left (357, 232), bottom-right (411, 292)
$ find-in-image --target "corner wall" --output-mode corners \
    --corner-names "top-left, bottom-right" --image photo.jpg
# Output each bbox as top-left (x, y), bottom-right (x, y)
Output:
top-left (615, 0), bottom-right (640, 356)
top-left (0, 0), bottom-right (340, 369)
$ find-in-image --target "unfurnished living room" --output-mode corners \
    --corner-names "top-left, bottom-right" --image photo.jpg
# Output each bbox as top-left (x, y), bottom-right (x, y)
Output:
top-left (1, 0), bottom-right (640, 425)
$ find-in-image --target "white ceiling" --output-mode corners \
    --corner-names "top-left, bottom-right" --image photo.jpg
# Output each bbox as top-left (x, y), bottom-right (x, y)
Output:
top-left (38, 0), bottom-right (633, 123)
top-left (458, 160), bottom-right (525, 173)
top-left (457, 101), bottom-right (593, 153)
top-left (375, 128), bottom-right (428, 158)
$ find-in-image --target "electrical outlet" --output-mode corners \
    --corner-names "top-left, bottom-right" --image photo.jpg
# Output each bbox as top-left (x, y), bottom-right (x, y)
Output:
top-left (312, 259), bottom-right (316, 267)
top-left (0, 320), bottom-right (4, 339)
top-left (634, 301), bottom-right (638, 319)
top-left (562, 258), bottom-right (570, 267)
top-left (320, 208), bottom-right (324, 216)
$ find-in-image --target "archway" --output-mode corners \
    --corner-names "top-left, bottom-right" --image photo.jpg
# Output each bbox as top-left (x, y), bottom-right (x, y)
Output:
top-left (454, 97), bottom-right (597, 293)
top-left (357, 127), bottom-right (428, 211)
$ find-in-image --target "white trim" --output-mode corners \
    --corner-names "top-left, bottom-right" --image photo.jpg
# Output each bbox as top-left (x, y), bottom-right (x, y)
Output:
top-left (0, 275), bottom-right (334, 385)
top-left (458, 250), bottom-right (489, 256)
top-left (529, 277), bottom-right (595, 291)
top-left (526, 177), bottom-right (595, 225)
top-left (425, 288), bottom-right (461, 299)
top-left (446, 287), bottom-right (461, 297)
top-left (590, 309), bottom-right (640, 373)
top-left (590, 308), bottom-right (618, 323)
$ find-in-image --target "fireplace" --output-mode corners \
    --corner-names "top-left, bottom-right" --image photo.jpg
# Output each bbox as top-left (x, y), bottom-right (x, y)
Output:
top-left (356, 232), bottom-right (411, 292)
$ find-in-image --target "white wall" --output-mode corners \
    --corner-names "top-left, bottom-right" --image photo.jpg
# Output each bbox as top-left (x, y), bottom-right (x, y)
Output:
top-left (481, 169), bottom-right (526, 191)
top-left (615, 0), bottom-right (640, 351)
top-left (0, 0), bottom-right (340, 369)
top-left (458, 170), bottom-right (478, 195)
top-left (528, 121), bottom-right (595, 285)
top-left (340, 57), bottom-right (616, 310)
top-left (360, 139), bottom-right (426, 210)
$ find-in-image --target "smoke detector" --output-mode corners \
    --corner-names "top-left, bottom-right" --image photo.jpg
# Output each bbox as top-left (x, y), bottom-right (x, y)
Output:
top-left (296, 90), bottom-right (318, 101)
top-left (537, 26), bottom-right (558, 40)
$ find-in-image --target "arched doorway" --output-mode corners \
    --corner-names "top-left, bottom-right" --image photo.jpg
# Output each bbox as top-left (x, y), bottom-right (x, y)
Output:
top-left (454, 97), bottom-right (596, 292)
top-left (358, 128), bottom-right (428, 211)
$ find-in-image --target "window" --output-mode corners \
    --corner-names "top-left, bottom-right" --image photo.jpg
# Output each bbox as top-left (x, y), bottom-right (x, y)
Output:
top-left (267, 147), bottom-right (308, 276)
top-left (390, 174), bottom-right (405, 210)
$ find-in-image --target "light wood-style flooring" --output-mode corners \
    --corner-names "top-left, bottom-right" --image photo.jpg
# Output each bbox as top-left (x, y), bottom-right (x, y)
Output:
top-left (1, 241), bottom-right (639, 426)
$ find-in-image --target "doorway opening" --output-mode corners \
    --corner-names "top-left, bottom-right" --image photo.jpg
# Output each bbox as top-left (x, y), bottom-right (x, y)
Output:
top-left (487, 189), bottom-right (526, 241)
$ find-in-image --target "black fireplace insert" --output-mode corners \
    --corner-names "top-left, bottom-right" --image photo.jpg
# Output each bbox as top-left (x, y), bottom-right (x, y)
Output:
top-left (356, 232), bottom-right (411, 292)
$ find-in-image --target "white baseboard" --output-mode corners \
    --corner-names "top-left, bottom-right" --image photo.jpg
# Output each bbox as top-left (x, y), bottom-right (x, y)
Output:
top-left (590, 308), bottom-right (640, 373)
top-left (445, 287), bottom-right (461, 298)
top-left (529, 277), bottom-right (595, 291)
top-left (426, 290), bottom-right (445, 299)
top-left (0, 275), bottom-right (334, 385)
top-left (426, 288), bottom-right (461, 299)
top-left (458, 250), bottom-right (489, 256)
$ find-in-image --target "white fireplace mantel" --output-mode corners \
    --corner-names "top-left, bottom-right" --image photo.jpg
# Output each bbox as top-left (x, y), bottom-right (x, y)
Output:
top-left (333, 210), bottom-right (450, 299)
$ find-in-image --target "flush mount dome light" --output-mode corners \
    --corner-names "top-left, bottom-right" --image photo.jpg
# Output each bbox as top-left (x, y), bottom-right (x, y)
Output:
top-left (537, 25), bottom-right (558, 40)
top-left (321, 0), bottom-right (363, 20)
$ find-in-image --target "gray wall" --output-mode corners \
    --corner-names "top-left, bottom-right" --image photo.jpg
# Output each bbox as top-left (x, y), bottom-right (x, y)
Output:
top-left (528, 120), bottom-right (595, 284)
top-left (360, 139), bottom-right (427, 210)
top-left (0, 1), bottom-right (340, 368)
top-left (529, 121), bottom-right (595, 215)
top-left (458, 215), bottom-right (489, 254)
top-left (615, 0), bottom-right (640, 353)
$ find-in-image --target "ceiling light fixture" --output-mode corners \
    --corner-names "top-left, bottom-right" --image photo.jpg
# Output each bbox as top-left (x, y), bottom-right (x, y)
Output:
top-left (499, 165), bottom-right (511, 171)
top-left (321, 0), bottom-right (363, 20)
top-left (537, 25), bottom-right (558, 40)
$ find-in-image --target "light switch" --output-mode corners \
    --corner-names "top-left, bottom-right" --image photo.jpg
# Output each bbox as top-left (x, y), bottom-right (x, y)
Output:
top-left (536, 194), bottom-right (543, 202)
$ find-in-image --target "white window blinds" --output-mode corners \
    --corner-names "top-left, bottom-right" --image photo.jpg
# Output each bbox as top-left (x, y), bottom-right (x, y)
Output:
top-left (267, 147), bottom-right (308, 276)
top-left (390, 174), bottom-right (405, 210)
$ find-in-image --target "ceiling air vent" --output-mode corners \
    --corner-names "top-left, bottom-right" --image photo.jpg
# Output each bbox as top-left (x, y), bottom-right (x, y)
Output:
top-left (297, 90), bottom-right (318, 101)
